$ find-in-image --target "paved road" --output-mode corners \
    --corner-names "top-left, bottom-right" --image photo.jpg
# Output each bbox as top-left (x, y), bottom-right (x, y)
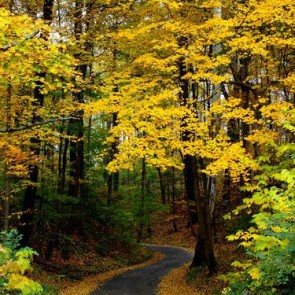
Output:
top-left (90, 245), bottom-right (192, 295)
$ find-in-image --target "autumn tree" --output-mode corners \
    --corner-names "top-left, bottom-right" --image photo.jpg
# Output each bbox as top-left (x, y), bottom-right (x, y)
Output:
top-left (0, 4), bottom-right (75, 248)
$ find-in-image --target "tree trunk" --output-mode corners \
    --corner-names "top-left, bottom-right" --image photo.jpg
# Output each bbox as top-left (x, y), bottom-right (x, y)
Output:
top-left (67, 0), bottom-right (95, 203)
top-left (68, 115), bottom-right (85, 199)
top-left (183, 155), bottom-right (199, 230)
top-left (107, 113), bottom-right (120, 204)
top-left (178, 50), bottom-right (217, 274)
top-left (4, 163), bottom-right (10, 231)
top-left (171, 166), bottom-right (178, 232)
top-left (137, 157), bottom-right (147, 242)
top-left (178, 54), bottom-right (199, 232)
top-left (59, 138), bottom-right (68, 195)
top-left (67, 12), bottom-right (86, 212)
top-left (190, 156), bottom-right (217, 274)
top-left (19, 0), bottom-right (54, 247)
top-left (157, 167), bottom-right (166, 205)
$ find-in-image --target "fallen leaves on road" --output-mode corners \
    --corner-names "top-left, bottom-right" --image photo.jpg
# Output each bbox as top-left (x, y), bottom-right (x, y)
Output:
top-left (157, 243), bottom-right (241, 295)
top-left (157, 263), bottom-right (199, 295)
top-left (61, 251), bottom-right (165, 295)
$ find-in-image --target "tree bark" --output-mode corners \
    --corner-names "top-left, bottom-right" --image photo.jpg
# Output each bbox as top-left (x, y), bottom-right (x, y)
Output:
top-left (190, 158), bottom-right (217, 274)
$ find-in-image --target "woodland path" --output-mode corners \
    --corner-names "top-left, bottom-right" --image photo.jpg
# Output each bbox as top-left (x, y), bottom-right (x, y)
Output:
top-left (90, 244), bottom-right (192, 295)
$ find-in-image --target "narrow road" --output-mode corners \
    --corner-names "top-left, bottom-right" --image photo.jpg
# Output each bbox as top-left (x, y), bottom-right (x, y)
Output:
top-left (90, 245), bottom-right (192, 295)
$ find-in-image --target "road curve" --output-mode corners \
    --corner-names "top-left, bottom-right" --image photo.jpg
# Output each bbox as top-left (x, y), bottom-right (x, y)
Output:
top-left (90, 245), bottom-right (192, 295)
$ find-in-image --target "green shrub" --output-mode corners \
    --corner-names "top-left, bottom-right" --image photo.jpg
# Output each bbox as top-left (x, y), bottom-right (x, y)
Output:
top-left (0, 230), bottom-right (43, 295)
top-left (221, 144), bottom-right (295, 294)
top-left (0, 229), bottom-right (22, 252)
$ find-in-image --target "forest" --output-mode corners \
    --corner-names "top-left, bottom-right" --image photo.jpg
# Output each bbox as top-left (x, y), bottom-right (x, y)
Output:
top-left (0, 0), bottom-right (294, 294)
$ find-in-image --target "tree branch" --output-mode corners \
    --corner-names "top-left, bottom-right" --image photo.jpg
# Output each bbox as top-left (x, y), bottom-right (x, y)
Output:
top-left (0, 117), bottom-right (77, 133)
top-left (0, 30), bottom-right (40, 52)
top-left (226, 80), bottom-right (255, 92)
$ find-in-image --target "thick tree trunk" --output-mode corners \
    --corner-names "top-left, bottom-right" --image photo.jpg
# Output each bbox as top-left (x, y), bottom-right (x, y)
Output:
top-left (178, 51), bottom-right (217, 274)
top-left (183, 155), bottom-right (199, 229)
top-left (192, 158), bottom-right (217, 273)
